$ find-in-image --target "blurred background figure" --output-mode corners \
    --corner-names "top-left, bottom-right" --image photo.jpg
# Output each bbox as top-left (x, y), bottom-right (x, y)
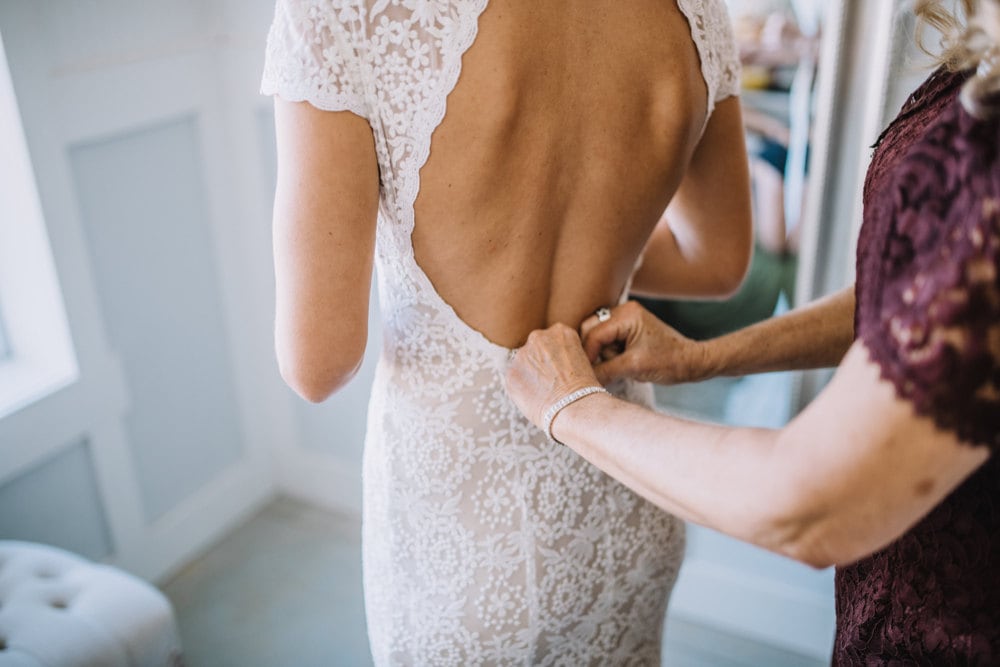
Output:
top-left (638, 0), bottom-right (822, 431)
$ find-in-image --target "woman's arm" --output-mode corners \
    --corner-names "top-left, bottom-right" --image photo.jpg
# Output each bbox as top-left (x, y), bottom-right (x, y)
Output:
top-left (506, 327), bottom-right (990, 568)
top-left (630, 97), bottom-right (754, 299)
top-left (582, 286), bottom-right (856, 385)
top-left (272, 100), bottom-right (380, 402)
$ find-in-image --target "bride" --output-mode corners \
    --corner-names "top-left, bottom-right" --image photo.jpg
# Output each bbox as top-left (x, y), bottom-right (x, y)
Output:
top-left (261, 0), bottom-right (751, 663)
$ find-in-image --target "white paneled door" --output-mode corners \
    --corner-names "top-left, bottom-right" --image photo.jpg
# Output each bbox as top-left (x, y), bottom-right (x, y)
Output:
top-left (0, 0), bottom-right (286, 583)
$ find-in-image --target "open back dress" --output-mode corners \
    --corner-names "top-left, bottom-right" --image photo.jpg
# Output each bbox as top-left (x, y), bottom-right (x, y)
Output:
top-left (261, 1), bottom-right (740, 663)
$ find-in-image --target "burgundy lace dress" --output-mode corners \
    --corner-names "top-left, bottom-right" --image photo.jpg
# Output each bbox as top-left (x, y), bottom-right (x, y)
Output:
top-left (838, 69), bottom-right (1000, 664)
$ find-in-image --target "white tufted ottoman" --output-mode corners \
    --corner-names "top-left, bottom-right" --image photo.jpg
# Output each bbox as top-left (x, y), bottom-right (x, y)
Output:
top-left (0, 541), bottom-right (183, 667)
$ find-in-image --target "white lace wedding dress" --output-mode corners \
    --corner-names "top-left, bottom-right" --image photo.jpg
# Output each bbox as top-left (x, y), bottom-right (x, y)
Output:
top-left (262, 1), bottom-right (739, 663)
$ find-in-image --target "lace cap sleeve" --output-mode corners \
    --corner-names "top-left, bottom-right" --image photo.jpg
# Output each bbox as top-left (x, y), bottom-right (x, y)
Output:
top-left (260, 0), bottom-right (370, 120)
top-left (710, 4), bottom-right (741, 105)
top-left (676, 0), bottom-right (741, 117)
top-left (857, 104), bottom-right (1000, 450)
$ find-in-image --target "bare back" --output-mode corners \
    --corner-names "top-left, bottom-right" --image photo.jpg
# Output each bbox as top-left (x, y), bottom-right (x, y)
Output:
top-left (264, 0), bottom-right (747, 388)
top-left (415, 0), bottom-right (710, 347)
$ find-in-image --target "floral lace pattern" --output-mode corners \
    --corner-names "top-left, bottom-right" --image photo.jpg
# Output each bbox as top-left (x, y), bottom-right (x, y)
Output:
top-left (838, 69), bottom-right (1000, 665)
top-left (262, 1), bottom-right (740, 663)
top-left (858, 70), bottom-right (1000, 449)
top-left (677, 0), bottom-right (741, 116)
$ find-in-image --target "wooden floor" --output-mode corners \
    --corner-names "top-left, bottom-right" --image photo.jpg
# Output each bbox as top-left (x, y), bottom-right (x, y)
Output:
top-left (162, 497), bottom-right (826, 666)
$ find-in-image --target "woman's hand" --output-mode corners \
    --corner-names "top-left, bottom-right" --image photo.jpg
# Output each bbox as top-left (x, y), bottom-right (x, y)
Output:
top-left (580, 301), bottom-right (712, 386)
top-left (505, 324), bottom-right (602, 431)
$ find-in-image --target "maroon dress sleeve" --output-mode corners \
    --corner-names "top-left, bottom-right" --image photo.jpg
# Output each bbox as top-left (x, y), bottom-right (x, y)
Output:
top-left (836, 69), bottom-right (1000, 667)
top-left (856, 97), bottom-right (1000, 450)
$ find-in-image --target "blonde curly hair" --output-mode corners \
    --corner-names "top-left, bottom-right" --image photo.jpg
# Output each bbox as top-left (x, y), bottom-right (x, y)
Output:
top-left (915, 0), bottom-right (1000, 116)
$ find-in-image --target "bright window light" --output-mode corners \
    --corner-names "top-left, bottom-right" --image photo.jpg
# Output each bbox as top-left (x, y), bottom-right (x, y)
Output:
top-left (0, 28), bottom-right (78, 418)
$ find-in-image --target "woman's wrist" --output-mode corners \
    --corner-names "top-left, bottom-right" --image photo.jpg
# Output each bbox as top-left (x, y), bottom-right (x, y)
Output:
top-left (687, 338), bottom-right (722, 383)
top-left (543, 386), bottom-right (609, 444)
top-left (549, 391), bottom-right (617, 446)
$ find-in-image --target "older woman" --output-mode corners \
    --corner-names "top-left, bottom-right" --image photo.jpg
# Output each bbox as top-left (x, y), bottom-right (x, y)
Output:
top-left (506, 0), bottom-right (1000, 663)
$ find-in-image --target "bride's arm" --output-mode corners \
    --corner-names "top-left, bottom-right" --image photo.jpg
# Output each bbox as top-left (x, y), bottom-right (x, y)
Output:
top-left (272, 99), bottom-right (380, 402)
top-left (506, 329), bottom-right (990, 568)
top-left (630, 97), bottom-right (754, 299)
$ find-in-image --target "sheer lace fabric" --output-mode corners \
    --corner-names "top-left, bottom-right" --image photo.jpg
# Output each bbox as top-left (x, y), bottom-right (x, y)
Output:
top-left (262, 1), bottom-right (740, 663)
top-left (838, 69), bottom-right (1000, 665)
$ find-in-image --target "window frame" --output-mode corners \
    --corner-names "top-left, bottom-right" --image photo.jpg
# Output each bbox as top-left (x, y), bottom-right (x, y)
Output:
top-left (0, 28), bottom-right (78, 419)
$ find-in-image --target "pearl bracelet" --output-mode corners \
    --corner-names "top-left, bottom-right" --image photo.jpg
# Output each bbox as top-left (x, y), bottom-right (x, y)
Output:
top-left (542, 386), bottom-right (609, 445)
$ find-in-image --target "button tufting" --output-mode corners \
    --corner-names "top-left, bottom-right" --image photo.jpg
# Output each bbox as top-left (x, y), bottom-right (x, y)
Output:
top-left (1, 541), bottom-right (182, 663)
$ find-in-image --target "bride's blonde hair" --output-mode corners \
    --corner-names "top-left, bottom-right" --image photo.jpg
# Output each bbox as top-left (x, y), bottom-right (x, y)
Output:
top-left (915, 0), bottom-right (1000, 116)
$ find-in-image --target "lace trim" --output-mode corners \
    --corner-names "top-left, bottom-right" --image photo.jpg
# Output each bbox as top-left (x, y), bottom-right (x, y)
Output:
top-left (390, 0), bottom-right (503, 358)
top-left (391, 0), bottom-right (741, 356)
top-left (677, 0), bottom-right (742, 117)
top-left (260, 0), bottom-right (371, 119)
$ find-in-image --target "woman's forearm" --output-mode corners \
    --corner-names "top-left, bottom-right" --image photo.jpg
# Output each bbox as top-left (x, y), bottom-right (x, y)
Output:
top-left (551, 393), bottom-right (803, 555)
top-left (538, 342), bottom-right (990, 569)
top-left (698, 284), bottom-right (856, 378)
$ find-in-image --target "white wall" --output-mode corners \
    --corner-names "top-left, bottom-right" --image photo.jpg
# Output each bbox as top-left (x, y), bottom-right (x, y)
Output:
top-left (0, 0), bottom-right (271, 582)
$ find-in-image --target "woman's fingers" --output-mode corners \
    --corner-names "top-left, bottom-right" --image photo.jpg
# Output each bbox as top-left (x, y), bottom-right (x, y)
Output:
top-left (505, 323), bottom-right (601, 428)
top-left (581, 302), bottom-right (712, 385)
top-left (506, 300), bottom-right (698, 428)
top-left (582, 303), bottom-right (647, 363)
top-left (579, 313), bottom-right (602, 341)
top-left (581, 316), bottom-right (632, 363)
top-left (594, 353), bottom-right (635, 385)
top-left (582, 302), bottom-right (676, 384)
